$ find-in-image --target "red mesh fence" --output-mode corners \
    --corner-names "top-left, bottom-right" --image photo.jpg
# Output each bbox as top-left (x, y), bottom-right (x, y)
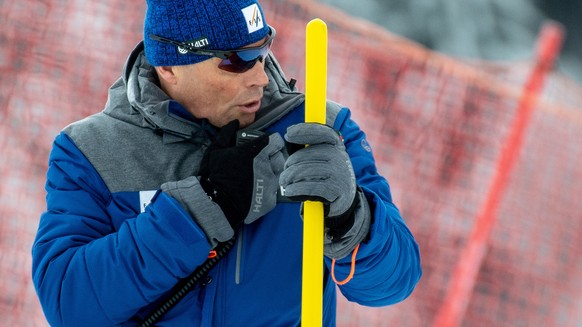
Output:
top-left (2, 0), bottom-right (582, 326)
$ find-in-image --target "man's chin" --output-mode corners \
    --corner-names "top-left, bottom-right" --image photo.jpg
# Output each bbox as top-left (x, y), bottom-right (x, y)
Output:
top-left (237, 114), bottom-right (256, 128)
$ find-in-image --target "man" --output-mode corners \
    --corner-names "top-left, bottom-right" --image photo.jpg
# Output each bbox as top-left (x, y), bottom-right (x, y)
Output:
top-left (32, 0), bottom-right (421, 326)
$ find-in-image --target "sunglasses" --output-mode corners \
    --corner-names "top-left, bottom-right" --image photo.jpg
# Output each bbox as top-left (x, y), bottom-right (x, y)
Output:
top-left (149, 26), bottom-right (276, 73)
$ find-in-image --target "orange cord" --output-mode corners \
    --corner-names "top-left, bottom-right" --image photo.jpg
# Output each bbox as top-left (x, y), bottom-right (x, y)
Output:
top-left (331, 243), bottom-right (360, 285)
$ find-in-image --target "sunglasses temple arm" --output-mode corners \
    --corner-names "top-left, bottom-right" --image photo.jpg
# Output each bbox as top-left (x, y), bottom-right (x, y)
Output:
top-left (150, 34), bottom-right (226, 58)
top-left (149, 34), bottom-right (175, 45)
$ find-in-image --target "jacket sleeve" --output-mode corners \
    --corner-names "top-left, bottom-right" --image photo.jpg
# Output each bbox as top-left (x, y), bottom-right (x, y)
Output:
top-left (326, 108), bottom-right (422, 306)
top-left (31, 132), bottom-right (211, 326)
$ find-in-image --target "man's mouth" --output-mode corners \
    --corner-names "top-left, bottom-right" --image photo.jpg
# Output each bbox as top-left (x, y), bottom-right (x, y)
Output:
top-left (240, 100), bottom-right (261, 113)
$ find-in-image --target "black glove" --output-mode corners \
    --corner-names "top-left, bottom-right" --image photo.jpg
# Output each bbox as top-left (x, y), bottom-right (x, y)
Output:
top-left (199, 120), bottom-right (285, 230)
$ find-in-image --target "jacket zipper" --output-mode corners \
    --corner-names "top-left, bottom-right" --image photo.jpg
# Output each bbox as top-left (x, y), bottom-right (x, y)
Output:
top-left (235, 226), bottom-right (244, 285)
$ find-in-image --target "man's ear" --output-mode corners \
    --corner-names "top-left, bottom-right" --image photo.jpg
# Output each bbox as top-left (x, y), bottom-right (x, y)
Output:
top-left (154, 66), bottom-right (178, 85)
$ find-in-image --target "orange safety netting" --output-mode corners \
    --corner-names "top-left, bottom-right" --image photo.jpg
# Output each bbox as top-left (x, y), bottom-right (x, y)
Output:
top-left (2, 0), bottom-right (582, 326)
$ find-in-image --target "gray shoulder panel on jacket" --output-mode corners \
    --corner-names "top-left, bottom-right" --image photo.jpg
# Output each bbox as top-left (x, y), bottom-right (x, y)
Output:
top-left (63, 113), bottom-right (205, 193)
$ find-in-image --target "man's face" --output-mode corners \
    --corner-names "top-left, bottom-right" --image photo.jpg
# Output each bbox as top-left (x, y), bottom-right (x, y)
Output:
top-left (169, 37), bottom-right (270, 128)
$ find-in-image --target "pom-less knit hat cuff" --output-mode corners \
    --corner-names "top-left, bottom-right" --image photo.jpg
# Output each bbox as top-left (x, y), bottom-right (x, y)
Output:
top-left (144, 0), bottom-right (270, 66)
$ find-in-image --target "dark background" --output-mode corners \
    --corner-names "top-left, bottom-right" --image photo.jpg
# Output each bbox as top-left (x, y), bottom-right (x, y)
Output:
top-left (319, 0), bottom-right (582, 83)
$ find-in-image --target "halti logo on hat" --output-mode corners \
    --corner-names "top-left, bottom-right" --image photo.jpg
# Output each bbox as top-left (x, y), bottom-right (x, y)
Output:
top-left (177, 37), bottom-right (210, 55)
top-left (241, 3), bottom-right (264, 33)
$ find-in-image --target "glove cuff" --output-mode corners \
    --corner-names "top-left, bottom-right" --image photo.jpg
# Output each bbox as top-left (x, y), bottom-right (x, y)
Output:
top-left (162, 177), bottom-right (234, 248)
top-left (325, 192), bottom-right (359, 239)
top-left (324, 188), bottom-right (371, 259)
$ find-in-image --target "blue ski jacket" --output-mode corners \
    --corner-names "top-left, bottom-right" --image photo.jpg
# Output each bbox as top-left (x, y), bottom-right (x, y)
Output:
top-left (32, 42), bottom-right (421, 326)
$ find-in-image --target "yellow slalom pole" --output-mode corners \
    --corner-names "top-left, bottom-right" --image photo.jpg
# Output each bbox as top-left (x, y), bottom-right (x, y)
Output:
top-left (302, 18), bottom-right (327, 327)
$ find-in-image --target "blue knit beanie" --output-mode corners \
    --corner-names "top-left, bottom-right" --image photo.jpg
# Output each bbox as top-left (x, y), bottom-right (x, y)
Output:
top-left (144, 0), bottom-right (270, 66)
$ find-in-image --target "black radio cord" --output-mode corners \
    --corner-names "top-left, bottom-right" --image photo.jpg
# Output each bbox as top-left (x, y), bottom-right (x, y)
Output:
top-left (138, 238), bottom-right (236, 327)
